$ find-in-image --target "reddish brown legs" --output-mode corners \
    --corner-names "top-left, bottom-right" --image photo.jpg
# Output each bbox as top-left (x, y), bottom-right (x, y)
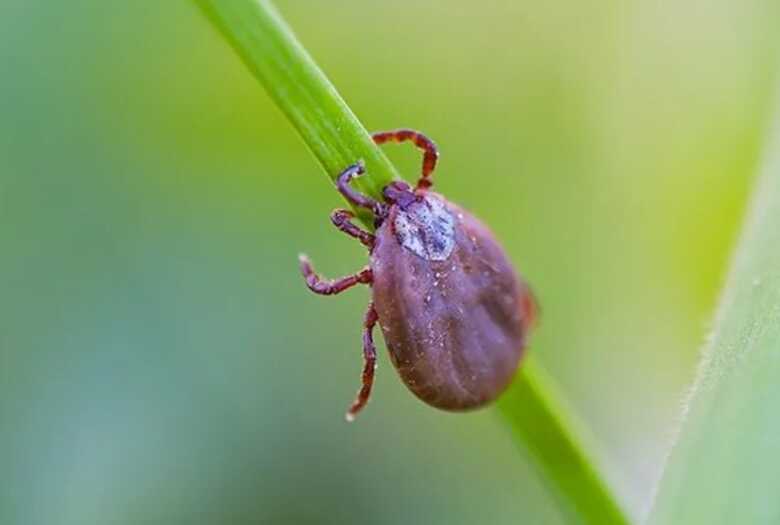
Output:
top-left (336, 162), bottom-right (385, 218)
top-left (372, 129), bottom-right (439, 191)
top-left (298, 253), bottom-right (379, 421)
top-left (301, 169), bottom-right (379, 418)
top-left (298, 255), bottom-right (372, 295)
top-left (299, 193), bottom-right (375, 294)
top-left (331, 209), bottom-right (374, 249)
top-left (346, 302), bottom-right (379, 421)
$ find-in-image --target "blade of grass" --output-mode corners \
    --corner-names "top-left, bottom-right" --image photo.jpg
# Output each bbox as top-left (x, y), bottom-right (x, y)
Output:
top-left (193, 1), bottom-right (630, 523)
top-left (648, 83), bottom-right (780, 524)
top-left (498, 357), bottom-right (629, 524)
top-left (195, 0), bottom-right (400, 226)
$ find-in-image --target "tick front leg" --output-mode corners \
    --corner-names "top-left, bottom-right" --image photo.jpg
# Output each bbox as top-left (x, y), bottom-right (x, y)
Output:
top-left (336, 162), bottom-right (385, 218)
top-left (346, 302), bottom-right (379, 421)
top-left (372, 129), bottom-right (439, 191)
top-left (331, 209), bottom-right (375, 249)
top-left (298, 254), bottom-right (372, 295)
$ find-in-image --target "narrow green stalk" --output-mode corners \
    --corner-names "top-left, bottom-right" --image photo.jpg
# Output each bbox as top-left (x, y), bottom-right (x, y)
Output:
top-left (194, 1), bottom-right (629, 523)
top-left (195, 0), bottom-right (400, 226)
top-left (498, 357), bottom-right (629, 524)
top-left (648, 85), bottom-right (780, 524)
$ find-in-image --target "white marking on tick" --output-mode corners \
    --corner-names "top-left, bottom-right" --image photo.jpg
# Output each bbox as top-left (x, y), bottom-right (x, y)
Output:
top-left (394, 196), bottom-right (455, 261)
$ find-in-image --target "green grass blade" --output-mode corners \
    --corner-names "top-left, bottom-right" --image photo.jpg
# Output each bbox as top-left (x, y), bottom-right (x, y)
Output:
top-left (498, 357), bottom-right (629, 524)
top-left (193, 1), bottom-right (630, 523)
top-left (194, 0), bottom-right (399, 226)
top-left (648, 94), bottom-right (780, 524)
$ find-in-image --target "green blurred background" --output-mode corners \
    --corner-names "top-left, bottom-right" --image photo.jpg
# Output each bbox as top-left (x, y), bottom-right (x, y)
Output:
top-left (2, 1), bottom-right (778, 523)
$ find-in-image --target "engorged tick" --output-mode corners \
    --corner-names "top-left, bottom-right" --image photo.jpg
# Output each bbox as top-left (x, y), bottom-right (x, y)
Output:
top-left (299, 129), bottom-right (537, 421)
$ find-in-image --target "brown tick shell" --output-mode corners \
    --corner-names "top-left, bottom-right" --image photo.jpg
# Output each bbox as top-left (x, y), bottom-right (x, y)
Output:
top-left (371, 193), bottom-right (534, 410)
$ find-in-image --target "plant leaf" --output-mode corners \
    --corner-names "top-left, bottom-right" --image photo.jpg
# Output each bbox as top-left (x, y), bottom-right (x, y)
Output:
top-left (649, 92), bottom-right (780, 523)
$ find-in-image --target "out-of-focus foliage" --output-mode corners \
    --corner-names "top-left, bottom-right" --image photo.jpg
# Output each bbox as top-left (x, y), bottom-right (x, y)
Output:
top-left (650, 99), bottom-right (780, 524)
top-left (1, 1), bottom-right (777, 524)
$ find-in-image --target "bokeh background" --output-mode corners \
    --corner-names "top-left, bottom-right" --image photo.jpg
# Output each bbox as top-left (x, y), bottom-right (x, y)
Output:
top-left (2, 1), bottom-right (779, 523)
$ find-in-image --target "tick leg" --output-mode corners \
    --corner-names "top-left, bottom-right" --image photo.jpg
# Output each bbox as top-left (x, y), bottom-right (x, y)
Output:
top-left (298, 254), bottom-right (372, 295)
top-left (337, 162), bottom-right (384, 217)
top-left (346, 302), bottom-right (379, 422)
top-left (331, 209), bottom-right (375, 249)
top-left (522, 286), bottom-right (541, 331)
top-left (372, 129), bottom-right (439, 191)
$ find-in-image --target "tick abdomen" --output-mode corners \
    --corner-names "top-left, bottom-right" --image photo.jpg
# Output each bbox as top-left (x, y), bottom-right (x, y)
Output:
top-left (371, 194), bottom-right (531, 410)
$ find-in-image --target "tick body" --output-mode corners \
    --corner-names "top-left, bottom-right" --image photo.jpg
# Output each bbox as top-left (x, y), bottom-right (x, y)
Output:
top-left (299, 129), bottom-right (536, 420)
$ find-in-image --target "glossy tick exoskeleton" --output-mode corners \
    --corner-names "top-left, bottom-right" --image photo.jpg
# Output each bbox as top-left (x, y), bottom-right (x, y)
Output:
top-left (299, 129), bottom-right (537, 421)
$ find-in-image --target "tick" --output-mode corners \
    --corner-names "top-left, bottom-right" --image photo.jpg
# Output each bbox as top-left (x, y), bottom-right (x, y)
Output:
top-left (299, 129), bottom-right (537, 421)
